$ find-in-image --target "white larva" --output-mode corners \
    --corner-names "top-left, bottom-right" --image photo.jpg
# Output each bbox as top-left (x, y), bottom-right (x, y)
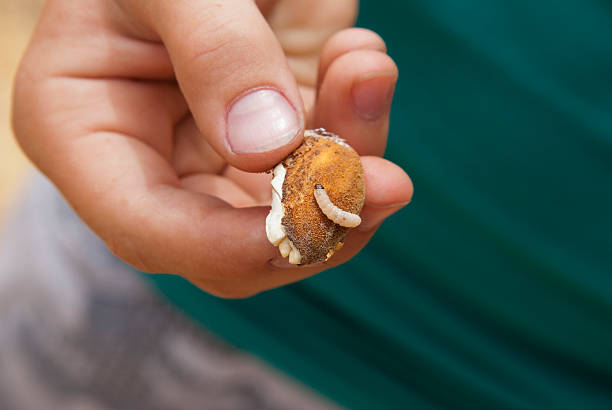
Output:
top-left (313, 184), bottom-right (362, 228)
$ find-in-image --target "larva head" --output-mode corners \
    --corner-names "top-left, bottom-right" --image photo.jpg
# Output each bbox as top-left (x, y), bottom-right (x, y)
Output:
top-left (276, 129), bottom-right (365, 265)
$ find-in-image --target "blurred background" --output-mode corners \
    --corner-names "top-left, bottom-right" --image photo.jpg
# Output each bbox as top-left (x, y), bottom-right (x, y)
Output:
top-left (0, 0), bottom-right (42, 220)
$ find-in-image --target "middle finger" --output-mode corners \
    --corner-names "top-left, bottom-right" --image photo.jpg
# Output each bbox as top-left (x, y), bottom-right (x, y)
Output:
top-left (315, 35), bottom-right (397, 156)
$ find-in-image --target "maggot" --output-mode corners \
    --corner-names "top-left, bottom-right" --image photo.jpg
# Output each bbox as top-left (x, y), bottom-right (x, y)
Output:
top-left (314, 184), bottom-right (362, 228)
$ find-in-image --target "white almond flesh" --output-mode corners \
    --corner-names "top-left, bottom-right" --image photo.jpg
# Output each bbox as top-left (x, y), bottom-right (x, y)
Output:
top-left (265, 163), bottom-right (301, 264)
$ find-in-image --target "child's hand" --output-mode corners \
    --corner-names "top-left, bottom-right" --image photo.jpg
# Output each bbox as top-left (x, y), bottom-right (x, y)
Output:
top-left (13, 0), bottom-right (412, 297)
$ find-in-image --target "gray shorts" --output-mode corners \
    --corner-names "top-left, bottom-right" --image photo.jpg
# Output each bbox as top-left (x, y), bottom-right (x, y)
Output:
top-left (0, 171), bottom-right (336, 410)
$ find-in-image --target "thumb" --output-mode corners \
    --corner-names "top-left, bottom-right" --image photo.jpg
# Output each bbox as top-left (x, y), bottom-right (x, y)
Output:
top-left (148, 0), bottom-right (305, 171)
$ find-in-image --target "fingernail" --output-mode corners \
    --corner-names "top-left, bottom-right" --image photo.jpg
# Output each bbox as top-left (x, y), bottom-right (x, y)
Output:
top-left (358, 202), bottom-right (409, 232)
top-left (351, 73), bottom-right (396, 121)
top-left (227, 88), bottom-right (302, 153)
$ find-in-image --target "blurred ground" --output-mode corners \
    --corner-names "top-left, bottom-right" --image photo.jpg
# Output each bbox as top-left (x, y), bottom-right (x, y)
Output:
top-left (0, 0), bottom-right (43, 219)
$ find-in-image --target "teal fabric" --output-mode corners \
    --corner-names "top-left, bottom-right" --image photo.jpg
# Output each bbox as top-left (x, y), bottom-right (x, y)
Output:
top-left (147, 1), bottom-right (612, 409)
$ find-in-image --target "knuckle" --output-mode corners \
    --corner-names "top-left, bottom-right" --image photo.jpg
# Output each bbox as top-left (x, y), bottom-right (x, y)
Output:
top-left (182, 9), bottom-right (240, 62)
top-left (179, 17), bottom-right (262, 82)
top-left (183, 37), bottom-right (254, 93)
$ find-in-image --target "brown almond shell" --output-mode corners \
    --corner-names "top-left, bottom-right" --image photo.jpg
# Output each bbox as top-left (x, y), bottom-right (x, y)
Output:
top-left (281, 133), bottom-right (365, 265)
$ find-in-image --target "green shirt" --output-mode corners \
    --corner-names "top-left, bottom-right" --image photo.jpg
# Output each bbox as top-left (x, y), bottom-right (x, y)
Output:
top-left (148, 1), bottom-right (612, 408)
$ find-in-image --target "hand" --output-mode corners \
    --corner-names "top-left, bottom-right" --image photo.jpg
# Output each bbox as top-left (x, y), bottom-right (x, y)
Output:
top-left (13, 0), bottom-right (413, 298)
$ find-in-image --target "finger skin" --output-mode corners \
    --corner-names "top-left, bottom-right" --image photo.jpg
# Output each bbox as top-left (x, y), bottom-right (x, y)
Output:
top-left (173, 115), bottom-right (226, 177)
top-left (316, 49), bottom-right (398, 157)
top-left (180, 174), bottom-right (257, 208)
top-left (123, 0), bottom-right (306, 172)
top-left (358, 156), bottom-right (414, 231)
top-left (317, 28), bottom-right (387, 92)
top-left (12, 0), bottom-right (411, 299)
top-left (268, 0), bottom-right (358, 87)
top-left (198, 156), bottom-right (413, 298)
top-left (172, 3), bottom-right (361, 178)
